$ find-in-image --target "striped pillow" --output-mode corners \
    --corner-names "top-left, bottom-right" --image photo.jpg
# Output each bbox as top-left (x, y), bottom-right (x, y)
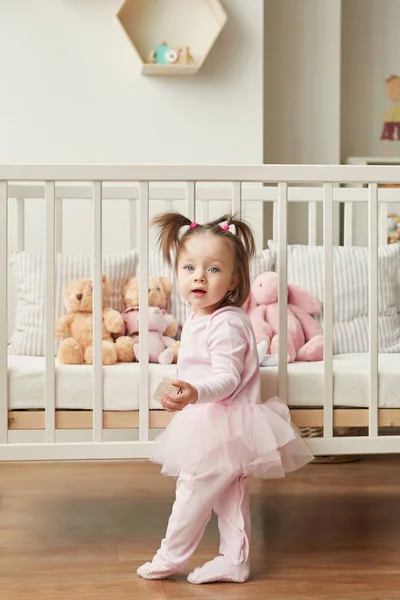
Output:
top-left (8, 250), bottom-right (138, 356)
top-left (269, 242), bottom-right (400, 354)
top-left (148, 248), bottom-right (277, 327)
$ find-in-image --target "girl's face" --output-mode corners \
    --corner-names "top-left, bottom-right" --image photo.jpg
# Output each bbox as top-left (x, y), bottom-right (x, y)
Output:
top-left (177, 232), bottom-right (238, 317)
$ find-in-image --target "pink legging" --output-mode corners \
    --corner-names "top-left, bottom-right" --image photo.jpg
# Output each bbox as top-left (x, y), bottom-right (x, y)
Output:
top-left (156, 470), bottom-right (251, 569)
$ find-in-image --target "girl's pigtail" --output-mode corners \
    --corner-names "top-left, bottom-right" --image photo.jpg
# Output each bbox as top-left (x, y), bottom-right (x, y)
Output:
top-left (151, 212), bottom-right (191, 266)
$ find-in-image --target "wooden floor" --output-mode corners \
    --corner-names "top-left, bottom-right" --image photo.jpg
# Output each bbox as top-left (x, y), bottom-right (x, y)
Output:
top-left (1, 457), bottom-right (400, 600)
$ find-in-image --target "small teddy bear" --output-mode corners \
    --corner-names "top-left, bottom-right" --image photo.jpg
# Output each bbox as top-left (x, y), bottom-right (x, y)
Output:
top-left (123, 276), bottom-right (179, 337)
top-left (118, 275), bottom-right (180, 363)
top-left (116, 306), bottom-right (177, 364)
top-left (55, 275), bottom-right (124, 365)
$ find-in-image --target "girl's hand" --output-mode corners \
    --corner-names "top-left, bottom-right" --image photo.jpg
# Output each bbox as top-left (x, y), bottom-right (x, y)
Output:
top-left (160, 379), bottom-right (198, 412)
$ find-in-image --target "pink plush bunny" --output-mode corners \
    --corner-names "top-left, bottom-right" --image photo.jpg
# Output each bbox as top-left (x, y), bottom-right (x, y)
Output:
top-left (243, 271), bottom-right (324, 362)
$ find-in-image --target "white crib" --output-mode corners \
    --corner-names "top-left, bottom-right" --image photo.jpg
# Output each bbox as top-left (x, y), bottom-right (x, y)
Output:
top-left (1, 164), bottom-right (400, 461)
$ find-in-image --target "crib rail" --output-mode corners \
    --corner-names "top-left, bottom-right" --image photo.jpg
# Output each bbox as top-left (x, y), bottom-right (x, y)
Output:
top-left (2, 163), bottom-right (400, 183)
top-left (1, 164), bottom-right (400, 460)
top-left (7, 182), bottom-right (400, 249)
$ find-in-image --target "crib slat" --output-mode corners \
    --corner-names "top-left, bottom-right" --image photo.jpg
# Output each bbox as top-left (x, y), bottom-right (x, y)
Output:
top-left (308, 202), bottom-right (317, 246)
top-left (17, 198), bottom-right (25, 250)
top-left (344, 203), bottom-right (353, 246)
top-left (139, 182), bottom-right (150, 442)
top-left (277, 183), bottom-right (288, 402)
top-left (45, 182), bottom-right (56, 443)
top-left (185, 182), bottom-right (196, 321)
top-left (0, 182), bottom-right (8, 444)
top-left (232, 182), bottom-right (242, 217)
top-left (323, 183), bottom-right (334, 438)
top-left (92, 182), bottom-right (103, 443)
top-left (186, 182), bottom-right (196, 221)
top-left (369, 183), bottom-right (379, 437)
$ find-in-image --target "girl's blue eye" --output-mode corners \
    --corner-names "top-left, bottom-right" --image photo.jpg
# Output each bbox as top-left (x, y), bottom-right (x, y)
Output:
top-left (184, 265), bottom-right (194, 272)
top-left (209, 267), bottom-right (219, 273)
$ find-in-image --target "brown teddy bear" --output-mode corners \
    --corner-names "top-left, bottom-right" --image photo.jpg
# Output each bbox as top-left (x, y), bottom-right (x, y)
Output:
top-left (115, 276), bottom-right (180, 363)
top-left (55, 275), bottom-right (124, 365)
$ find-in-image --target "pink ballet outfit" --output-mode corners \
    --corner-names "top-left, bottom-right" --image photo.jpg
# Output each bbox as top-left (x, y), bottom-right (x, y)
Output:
top-left (138, 306), bottom-right (314, 583)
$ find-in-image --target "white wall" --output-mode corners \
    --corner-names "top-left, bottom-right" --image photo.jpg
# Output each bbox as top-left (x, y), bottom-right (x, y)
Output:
top-left (264, 0), bottom-right (341, 166)
top-left (341, 0), bottom-right (400, 161)
top-left (1, 0), bottom-right (265, 259)
top-left (262, 0), bottom-right (400, 166)
top-left (0, 0), bottom-right (264, 165)
top-left (263, 0), bottom-right (342, 244)
top-left (341, 0), bottom-right (400, 246)
top-left (262, 0), bottom-right (400, 246)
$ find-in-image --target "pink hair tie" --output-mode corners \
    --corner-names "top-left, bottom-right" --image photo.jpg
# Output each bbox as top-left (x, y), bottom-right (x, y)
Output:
top-left (190, 222), bottom-right (198, 229)
top-left (220, 220), bottom-right (235, 233)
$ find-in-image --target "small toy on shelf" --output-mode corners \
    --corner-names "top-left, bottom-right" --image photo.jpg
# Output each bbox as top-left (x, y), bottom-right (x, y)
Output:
top-left (148, 41), bottom-right (194, 66)
top-left (387, 212), bottom-right (400, 243)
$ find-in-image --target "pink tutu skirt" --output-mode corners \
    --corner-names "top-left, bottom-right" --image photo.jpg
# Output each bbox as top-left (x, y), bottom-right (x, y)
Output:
top-left (150, 397), bottom-right (314, 479)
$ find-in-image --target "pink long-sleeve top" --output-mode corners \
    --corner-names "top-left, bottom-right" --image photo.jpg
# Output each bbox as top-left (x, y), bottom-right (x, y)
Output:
top-left (177, 306), bottom-right (262, 406)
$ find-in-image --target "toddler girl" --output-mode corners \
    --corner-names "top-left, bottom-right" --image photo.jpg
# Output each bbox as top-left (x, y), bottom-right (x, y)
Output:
top-left (137, 212), bottom-right (314, 584)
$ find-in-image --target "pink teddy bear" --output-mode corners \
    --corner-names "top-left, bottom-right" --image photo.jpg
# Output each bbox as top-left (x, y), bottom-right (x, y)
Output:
top-left (119, 306), bottom-right (176, 364)
top-left (243, 271), bottom-right (324, 363)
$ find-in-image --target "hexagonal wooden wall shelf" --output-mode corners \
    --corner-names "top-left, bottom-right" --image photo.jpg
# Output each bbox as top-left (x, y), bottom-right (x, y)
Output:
top-left (116, 0), bottom-right (227, 76)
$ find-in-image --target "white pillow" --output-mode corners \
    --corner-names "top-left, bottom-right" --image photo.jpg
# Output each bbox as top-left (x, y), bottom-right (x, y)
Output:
top-left (8, 250), bottom-right (138, 356)
top-left (148, 248), bottom-right (277, 327)
top-left (268, 241), bottom-right (400, 354)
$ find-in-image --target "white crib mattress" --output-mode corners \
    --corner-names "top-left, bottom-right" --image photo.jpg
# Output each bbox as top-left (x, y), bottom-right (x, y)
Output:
top-left (7, 353), bottom-right (400, 411)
